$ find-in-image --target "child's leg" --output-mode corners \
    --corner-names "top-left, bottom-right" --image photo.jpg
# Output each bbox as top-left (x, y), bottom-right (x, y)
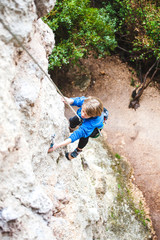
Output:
top-left (78, 137), bottom-right (89, 149)
top-left (69, 116), bottom-right (81, 128)
top-left (75, 129), bottom-right (99, 154)
top-left (65, 129), bottom-right (98, 160)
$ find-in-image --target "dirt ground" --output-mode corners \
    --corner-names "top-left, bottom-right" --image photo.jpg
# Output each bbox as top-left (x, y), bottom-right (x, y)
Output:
top-left (57, 55), bottom-right (160, 239)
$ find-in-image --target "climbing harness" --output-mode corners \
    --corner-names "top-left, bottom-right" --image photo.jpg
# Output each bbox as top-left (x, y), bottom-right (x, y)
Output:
top-left (91, 128), bottom-right (103, 139)
top-left (0, 18), bottom-right (81, 122)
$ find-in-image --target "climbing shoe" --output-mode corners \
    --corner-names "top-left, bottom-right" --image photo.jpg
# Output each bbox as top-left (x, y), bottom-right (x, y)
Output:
top-left (65, 148), bottom-right (82, 160)
top-left (65, 152), bottom-right (71, 160)
top-left (69, 127), bottom-right (75, 133)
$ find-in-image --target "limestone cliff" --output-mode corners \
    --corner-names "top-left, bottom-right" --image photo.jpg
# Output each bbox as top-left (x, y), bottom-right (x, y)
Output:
top-left (0, 1), bottom-right (152, 240)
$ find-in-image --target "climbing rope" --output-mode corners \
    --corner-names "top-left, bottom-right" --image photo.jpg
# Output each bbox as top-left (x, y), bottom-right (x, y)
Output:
top-left (0, 18), bottom-right (81, 121)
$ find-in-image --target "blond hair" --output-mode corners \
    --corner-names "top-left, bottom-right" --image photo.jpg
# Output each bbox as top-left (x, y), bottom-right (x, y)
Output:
top-left (83, 96), bottom-right (103, 117)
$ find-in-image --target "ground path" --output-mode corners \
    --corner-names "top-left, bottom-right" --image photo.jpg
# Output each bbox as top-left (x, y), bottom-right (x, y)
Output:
top-left (59, 55), bottom-right (160, 239)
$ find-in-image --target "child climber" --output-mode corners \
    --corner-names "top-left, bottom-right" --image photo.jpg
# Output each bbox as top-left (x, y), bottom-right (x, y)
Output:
top-left (48, 96), bottom-right (104, 160)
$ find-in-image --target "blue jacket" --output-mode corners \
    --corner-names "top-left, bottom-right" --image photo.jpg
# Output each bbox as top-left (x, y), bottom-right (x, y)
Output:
top-left (69, 96), bottom-right (104, 143)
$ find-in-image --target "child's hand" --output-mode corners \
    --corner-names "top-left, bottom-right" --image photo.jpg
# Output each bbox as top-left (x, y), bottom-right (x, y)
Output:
top-left (62, 97), bottom-right (73, 105)
top-left (62, 97), bottom-right (68, 104)
top-left (48, 143), bottom-right (59, 153)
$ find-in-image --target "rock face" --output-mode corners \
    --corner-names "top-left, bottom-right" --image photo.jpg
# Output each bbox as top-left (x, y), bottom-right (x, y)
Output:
top-left (0, 1), bottom-right (152, 240)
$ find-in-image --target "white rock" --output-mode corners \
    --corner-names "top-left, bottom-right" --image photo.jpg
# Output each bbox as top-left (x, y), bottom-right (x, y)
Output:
top-left (21, 186), bottom-right (53, 213)
top-left (1, 207), bottom-right (21, 222)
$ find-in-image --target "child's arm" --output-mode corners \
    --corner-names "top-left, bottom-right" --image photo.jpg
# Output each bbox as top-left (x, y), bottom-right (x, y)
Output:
top-left (70, 96), bottom-right (86, 107)
top-left (48, 138), bottom-right (71, 153)
top-left (62, 96), bottom-right (86, 107)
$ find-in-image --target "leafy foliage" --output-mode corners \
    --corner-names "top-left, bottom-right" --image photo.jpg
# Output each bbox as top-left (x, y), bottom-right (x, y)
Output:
top-left (113, 0), bottom-right (160, 64)
top-left (42, 0), bottom-right (117, 70)
top-left (108, 0), bottom-right (160, 109)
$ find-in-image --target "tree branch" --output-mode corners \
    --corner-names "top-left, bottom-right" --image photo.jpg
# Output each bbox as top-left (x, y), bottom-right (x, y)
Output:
top-left (129, 59), bottom-right (160, 109)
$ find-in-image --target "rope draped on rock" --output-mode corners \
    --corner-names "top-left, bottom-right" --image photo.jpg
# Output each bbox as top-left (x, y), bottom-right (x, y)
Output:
top-left (0, 18), bottom-right (81, 121)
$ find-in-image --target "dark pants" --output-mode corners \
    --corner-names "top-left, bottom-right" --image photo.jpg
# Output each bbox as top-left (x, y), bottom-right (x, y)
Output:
top-left (69, 116), bottom-right (99, 149)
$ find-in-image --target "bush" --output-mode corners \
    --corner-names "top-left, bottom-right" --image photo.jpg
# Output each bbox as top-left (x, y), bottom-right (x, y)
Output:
top-left (42, 0), bottom-right (117, 70)
top-left (114, 0), bottom-right (160, 65)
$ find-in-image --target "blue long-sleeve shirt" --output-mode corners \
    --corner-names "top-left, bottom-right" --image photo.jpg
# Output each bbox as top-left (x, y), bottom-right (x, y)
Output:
top-left (69, 96), bottom-right (104, 143)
